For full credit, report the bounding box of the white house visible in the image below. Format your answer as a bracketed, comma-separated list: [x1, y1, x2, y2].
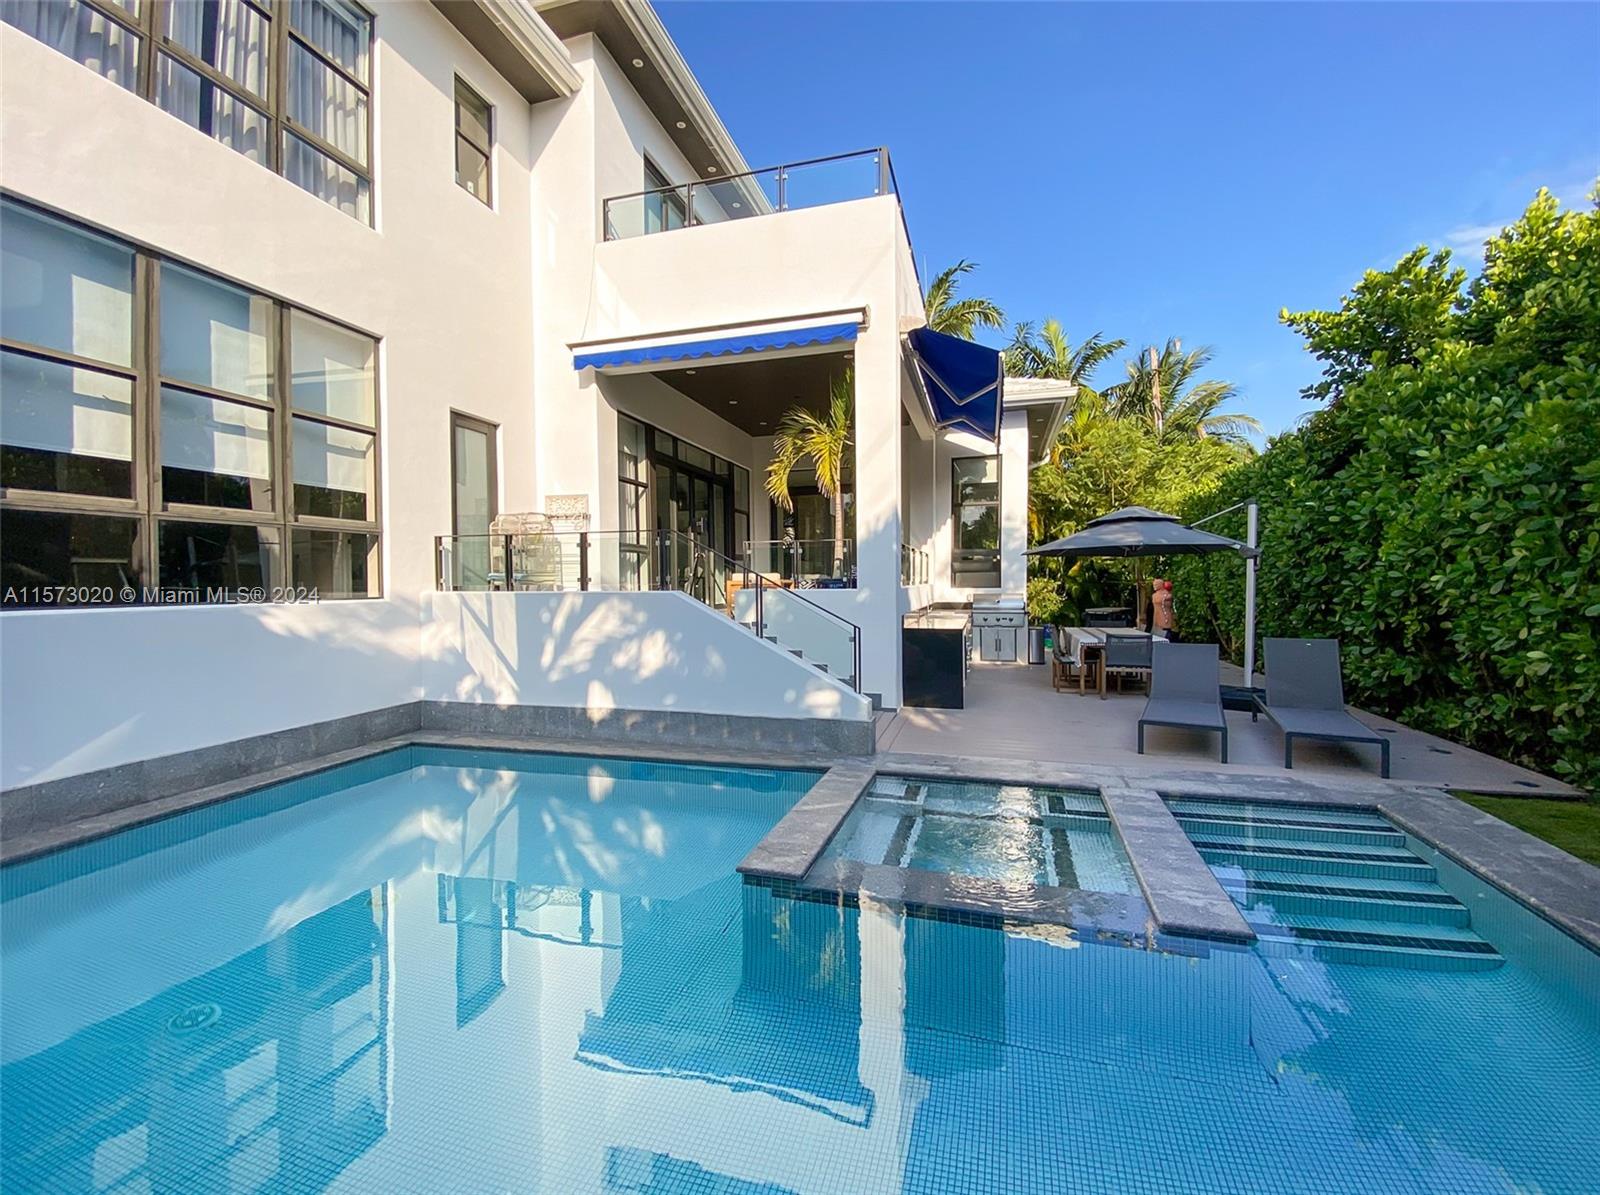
[0, 0, 1068, 791]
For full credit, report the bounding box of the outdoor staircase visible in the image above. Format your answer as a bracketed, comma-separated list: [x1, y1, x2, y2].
[731, 609, 877, 707]
[1168, 798, 1504, 972]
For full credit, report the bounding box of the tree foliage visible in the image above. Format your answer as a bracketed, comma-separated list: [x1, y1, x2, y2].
[1004, 321, 1125, 405]
[1173, 188, 1600, 789]
[923, 259, 1005, 338]
[766, 372, 853, 573]
[1105, 339, 1263, 445]
[1028, 415, 1249, 620]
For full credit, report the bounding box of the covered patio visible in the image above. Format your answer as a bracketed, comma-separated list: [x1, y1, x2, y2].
[875, 660, 1580, 796]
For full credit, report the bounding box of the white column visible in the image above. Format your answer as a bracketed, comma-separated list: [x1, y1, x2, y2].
[999, 408, 1029, 596]
[853, 322, 904, 706]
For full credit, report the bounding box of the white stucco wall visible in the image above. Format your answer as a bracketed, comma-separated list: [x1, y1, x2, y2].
[0, 8, 543, 596]
[0, 589, 866, 790]
[419, 590, 867, 721]
[925, 415, 1031, 607]
[0, 603, 423, 788]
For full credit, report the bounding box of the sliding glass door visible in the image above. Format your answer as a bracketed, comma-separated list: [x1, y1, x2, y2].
[618, 414, 748, 599]
[451, 414, 496, 588]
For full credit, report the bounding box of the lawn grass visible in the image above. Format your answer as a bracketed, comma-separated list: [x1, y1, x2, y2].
[1455, 792, 1600, 867]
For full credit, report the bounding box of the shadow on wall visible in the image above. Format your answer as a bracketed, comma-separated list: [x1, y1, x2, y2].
[0, 596, 425, 789]
[0, 589, 862, 790]
[418, 590, 861, 722]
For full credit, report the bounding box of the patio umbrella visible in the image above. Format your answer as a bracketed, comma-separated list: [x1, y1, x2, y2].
[1025, 506, 1255, 559]
[1026, 505, 1261, 681]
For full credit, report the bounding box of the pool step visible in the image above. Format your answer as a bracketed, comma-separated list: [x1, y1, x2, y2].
[1253, 931, 1504, 972]
[1221, 878, 1472, 928]
[1167, 798, 1505, 971]
[1175, 813, 1404, 850]
[1193, 839, 1436, 883]
[1167, 799, 1392, 832]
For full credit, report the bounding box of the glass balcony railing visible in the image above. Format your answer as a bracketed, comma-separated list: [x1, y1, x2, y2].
[900, 543, 929, 587]
[603, 148, 898, 241]
[744, 539, 855, 588]
[434, 528, 861, 691]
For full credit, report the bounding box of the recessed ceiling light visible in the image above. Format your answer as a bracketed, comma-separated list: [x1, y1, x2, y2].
[685, 369, 697, 375]
[759, 420, 768, 426]
[731, 202, 741, 209]
[631, 58, 644, 68]
[728, 399, 739, 405]
[675, 120, 687, 129]
[705, 166, 718, 174]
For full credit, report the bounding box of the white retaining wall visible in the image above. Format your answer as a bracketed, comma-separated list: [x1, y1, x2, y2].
[0, 592, 867, 790]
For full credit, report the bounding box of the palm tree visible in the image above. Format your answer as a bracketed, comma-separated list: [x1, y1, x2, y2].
[1104, 339, 1261, 445]
[766, 371, 852, 577]
[923, 260, 1004, 338]
[1004, 321, 1126, 404]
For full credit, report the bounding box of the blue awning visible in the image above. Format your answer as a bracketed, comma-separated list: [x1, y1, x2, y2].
[908, 327, 1004, 440]
[574, 321, 859, 372]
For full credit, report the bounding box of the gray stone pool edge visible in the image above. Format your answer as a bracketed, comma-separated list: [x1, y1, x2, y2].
[2, 723, 1594, 957]
[0, 728, 840, 867]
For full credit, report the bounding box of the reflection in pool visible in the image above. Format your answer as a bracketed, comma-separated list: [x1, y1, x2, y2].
[2, 747, 1596, 1194]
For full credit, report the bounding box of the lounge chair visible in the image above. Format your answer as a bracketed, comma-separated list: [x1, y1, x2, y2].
[1137, 642, 1228, 762]
[1259, 638, 1391, 778]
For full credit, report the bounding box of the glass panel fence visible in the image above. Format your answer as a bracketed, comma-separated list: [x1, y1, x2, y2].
[743, 539, 856, 587]
[603, 148, 894, 240]
[432, 530, 860, 692]
[781, 152, 887, 211]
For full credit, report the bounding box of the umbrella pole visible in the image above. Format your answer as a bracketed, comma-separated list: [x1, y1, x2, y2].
[1243, 501, 1258, 684]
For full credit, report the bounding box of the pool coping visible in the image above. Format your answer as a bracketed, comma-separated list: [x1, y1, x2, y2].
[3, 731, 1595, 957]
[0, 732, 840, 868]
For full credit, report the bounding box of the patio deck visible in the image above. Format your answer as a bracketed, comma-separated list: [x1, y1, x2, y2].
[876, 660, 1581, 797]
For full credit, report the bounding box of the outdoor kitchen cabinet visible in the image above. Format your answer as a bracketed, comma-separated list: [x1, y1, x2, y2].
[902, 610, 970, 708]
[973, 602, 1027, 663]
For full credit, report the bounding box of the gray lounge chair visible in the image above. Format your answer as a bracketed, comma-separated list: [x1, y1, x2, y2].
[1137, 643, 1228, 762]
[1260, 638, 1391, 778]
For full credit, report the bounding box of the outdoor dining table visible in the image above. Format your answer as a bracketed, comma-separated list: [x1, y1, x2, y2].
[1057, 626, 1154, 696]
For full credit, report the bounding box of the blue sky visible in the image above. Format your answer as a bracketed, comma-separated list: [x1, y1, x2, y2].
[656, 1, 1600, 438]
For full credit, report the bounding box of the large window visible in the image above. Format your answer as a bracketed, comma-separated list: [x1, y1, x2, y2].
[2, 0, 374, 223]
[642, 157, 686, 235]
[454, 77, 492, 205]
[0, 197, 380, 606]
[952, 455, 1000, 589]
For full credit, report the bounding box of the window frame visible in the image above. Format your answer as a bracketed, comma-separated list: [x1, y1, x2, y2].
[453, 75, 493, 205]
[0, 194, 383, 604]
[2, 0, 375, 222]
[950, 453, 1001, 589]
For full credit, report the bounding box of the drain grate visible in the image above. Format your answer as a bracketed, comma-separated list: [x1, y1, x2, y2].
[166, 1002, 221, 1036]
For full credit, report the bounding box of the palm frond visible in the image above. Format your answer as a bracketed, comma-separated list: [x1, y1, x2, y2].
[924, 259, 1004, 337]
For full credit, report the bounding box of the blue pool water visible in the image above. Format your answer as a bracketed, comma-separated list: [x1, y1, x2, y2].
[3, 750, 1597, 1194]
[817, 777, 1137, 893]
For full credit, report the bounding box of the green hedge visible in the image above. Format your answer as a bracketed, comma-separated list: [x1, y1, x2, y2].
[1172, 190, 1600, 791]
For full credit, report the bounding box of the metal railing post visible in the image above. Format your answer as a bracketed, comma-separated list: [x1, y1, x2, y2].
[777, 167, 787, 211]
[755, 574, 765, 643]
[435, 536, 445, 591]
[685, 182, 695, 226]
[578, 531, 590, 592]
[877, 148, 890, 196]
[502, 534, 514, 591]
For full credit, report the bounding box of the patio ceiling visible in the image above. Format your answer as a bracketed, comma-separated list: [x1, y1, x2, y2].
[651, 347, 853, 436]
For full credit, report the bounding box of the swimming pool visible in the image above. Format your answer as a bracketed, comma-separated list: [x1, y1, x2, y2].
[3, 750, 1597, 1193]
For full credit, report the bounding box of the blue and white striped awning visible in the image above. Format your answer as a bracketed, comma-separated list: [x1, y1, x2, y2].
[574, 320, 859, 372]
